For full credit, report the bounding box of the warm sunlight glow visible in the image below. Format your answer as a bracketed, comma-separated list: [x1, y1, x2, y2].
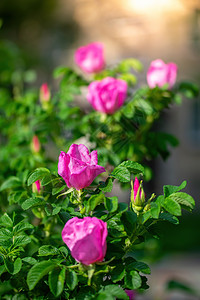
[126, 0, 184, 14]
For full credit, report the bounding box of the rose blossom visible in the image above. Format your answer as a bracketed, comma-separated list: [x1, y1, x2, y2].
[74, 42, 105, 73]
[125, 290, 136, 300]
[58, 144, 106, 190]
[62, 217, 107, 265]
[147, 59, 178, 89]
[87, 77, 128, 114]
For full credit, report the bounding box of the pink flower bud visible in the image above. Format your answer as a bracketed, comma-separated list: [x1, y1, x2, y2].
[40, 83, 50, 102]
[62, 217, 107, 265]
[131, 177, 145, 211]
[87, 77, 128, 114]
[32, 135, 40, 153]
[125, 290, 136, 300]
[147, 59, 178, 89]
[58, 144, 106, 190]
[74, 42, 105, 73]
[32, 180, 41, 193]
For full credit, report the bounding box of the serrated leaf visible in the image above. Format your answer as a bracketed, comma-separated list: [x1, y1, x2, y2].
[27, 261, 56, 290]
[163, 181, 187, 198]
[86, 193, 105, 214]
[150, 202, 160, 219]
[49, 267, 65, 297]
[102, 285, 129, 299]
[0, 176, 21, 191]
[159, 212, 179, 224]
[21, 197, 46, 210]
[38, 245, 59, 256]
[119, 161, 144, 174]
[121, 211, 137, 236]
[4, 257, 22, 275]
[99, 178, 113, 192]
[41, 173, 52, 186]
[169, 192, 195, 211]
[111, 166, 130, 183]
[66, 270, 78, 290]
[27, 168, 50, 186]
[52, 185, 66, 195]
[127, 261, 151, 275]
[125, 270, 142, 289]
[13, 221, 33, 235]
[163, 197, 182, 216]
[13, 235, 31, 247]
[111, 264, 126, 283]
[22, 257, 37, 265]
[0, 213, 13, 227]
[104, 197, 118, 213]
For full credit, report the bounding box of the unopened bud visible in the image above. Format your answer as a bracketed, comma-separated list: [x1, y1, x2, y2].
[32, 180, 41, 193]
[31, 135, 40, 153]
[131, 177, 145, 213]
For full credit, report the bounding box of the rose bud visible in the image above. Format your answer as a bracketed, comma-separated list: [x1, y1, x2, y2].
[131, 177, 145, 213]
[74, 42, 105, 73]
[58, 144, 106, 190]
[32, 180, 41, 193]
[31, 135, 41, 153]
[147, 59, 178, 89]
[62, 217, 107, 265]
[87, 77, 128, 114]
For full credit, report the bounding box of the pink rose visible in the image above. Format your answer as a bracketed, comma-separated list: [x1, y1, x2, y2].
[62, 217, 107, 265]
[125, 290, 136, 300]
[87, 77, 128, 114]
[147, 59, 178, 89]
[74, 42, 105, 73]
[32, 135, 41, 153]
[58, 144, 106, 190]
[40, 83, 50, 102]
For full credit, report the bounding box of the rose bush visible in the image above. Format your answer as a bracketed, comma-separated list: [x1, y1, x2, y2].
[87, 76, 128, 114]
[147, 59, 178, 89]
[62, 217, 107, 265]
[58, 144, 106, 190]
[74, 42, 105, 73]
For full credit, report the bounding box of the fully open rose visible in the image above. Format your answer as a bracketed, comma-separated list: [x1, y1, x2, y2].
[87, 77, 128, 114]
[58, 144, 106, 190]
[74, 42, 105, 73]
[147, 59, 177, 89]
[62, 217, 107, 265]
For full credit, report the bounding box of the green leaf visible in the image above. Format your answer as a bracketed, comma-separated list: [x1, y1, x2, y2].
[159, 212, 179, 224]
[119, 74, 137, 86]
[121, 211, 137, 236]
[86, 193, 106, 214]
[100, 285, 129, 300]
[104, 197, 118, 213]
[13, 221, 34, 235]
[65, 270, 78, 290]
[119, 161, 144, 174]
[99, 178, 113, 192]
[0, 176, 21, 191]
[127, 261, 151, 275]
[135, 99, 153, 115]
[49, 267, 65, 297]
[111, 166, 130, 183]
[166, 279, 197, 295]
[22, 257, 37, 265]
[178, 81, 199, 98]
[125, 270, 142, 289]
[38, 245, 59, 256]
[13, 235, 31, 247]
[163, 181, 187, 198]
[111, 264, 126, 283]
[150, 202, 160, 219]
[41, 173, 52, 186]
[52, 185, 66, 195]
[163, 197, 182, 216]
[4, 257, 22, 275]
[169, 192, 195, 211]
[118, 58, 143, 72]
[27, 168, 50, 186]
[27, 260, 56, 290]
[21, 197, 46, 210]
[0, 213, 13, 227]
